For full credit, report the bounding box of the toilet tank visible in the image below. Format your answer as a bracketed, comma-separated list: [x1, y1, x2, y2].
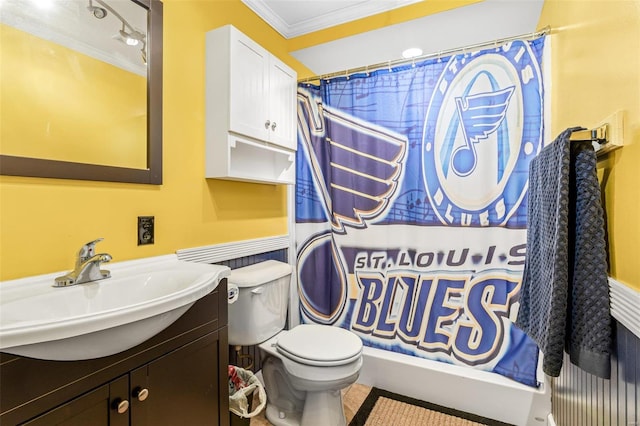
[228, 260, 292, 346]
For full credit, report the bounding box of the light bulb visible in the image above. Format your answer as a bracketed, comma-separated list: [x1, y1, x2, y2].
[120, 29, 139, 46]
[33, 0, 54, 9]
[402, 47, 423, 59]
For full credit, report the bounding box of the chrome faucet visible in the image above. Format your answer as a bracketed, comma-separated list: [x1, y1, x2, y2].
[54, 238, 112, 287]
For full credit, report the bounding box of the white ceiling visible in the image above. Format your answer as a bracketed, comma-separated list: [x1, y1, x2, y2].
[0, 0, 147, 75]
[242, 0, 545, 77]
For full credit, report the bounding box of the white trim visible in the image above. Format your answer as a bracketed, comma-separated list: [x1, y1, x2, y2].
[548, 413, 557, 426]
[287, 185, 301, 328]
[609, 277, 640, 339]
[543, 33, 552, 147]
[241, 0, 421, 39]
[176, 235, 289, 264]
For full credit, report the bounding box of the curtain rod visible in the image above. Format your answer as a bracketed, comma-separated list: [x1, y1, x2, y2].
[298, 26, 551, 84]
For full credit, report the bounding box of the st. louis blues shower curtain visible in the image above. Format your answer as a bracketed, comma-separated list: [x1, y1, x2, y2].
[295, 37, 546, 387]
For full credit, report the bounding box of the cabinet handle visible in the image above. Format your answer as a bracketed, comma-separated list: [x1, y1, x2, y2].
[112, 398, 129, 414]
[133, 387, 150, 402]
[271, 122, 277, 131]
[264, 120, 271, 129]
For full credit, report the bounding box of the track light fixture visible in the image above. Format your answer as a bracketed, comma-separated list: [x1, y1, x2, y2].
[88, 0, 146, 64]
[119, 22, 144, 46]
[88, 3, 107, 19]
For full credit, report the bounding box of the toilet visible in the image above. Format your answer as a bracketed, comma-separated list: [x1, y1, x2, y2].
[227, 260, 363, 426]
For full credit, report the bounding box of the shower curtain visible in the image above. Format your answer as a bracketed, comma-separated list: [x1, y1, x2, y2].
[295, 37, 546, 387]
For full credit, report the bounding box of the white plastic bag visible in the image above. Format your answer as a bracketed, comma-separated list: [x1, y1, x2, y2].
[228, 365, 267, 418]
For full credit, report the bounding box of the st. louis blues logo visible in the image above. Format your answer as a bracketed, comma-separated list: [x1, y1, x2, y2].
[452, 86, 514, 177]
[422, 41, 543, 227]
[297, 89, 408, 233]
[296, 88, 408, 323]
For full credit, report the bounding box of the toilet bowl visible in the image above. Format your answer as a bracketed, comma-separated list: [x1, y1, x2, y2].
[227, 261, 363, 426]
[259, 324, 363, 426]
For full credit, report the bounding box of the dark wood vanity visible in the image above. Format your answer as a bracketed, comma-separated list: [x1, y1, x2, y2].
[0, 281, 229, 426]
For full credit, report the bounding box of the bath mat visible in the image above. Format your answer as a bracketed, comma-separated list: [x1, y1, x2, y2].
[348, 387, 513, 426]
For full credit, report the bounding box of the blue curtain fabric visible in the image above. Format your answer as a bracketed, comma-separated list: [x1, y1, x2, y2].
[295, 37, 546, 387]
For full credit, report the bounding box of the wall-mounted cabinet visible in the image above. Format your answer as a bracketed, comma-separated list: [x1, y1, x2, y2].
[206, 25, 297, 185]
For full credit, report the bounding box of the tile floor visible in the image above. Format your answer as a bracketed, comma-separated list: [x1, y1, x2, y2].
[249, 383, 372, 425]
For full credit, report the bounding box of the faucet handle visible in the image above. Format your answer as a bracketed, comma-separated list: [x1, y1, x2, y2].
[77, 238, 104, 263]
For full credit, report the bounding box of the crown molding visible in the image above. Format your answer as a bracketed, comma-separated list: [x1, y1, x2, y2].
[241, 0, 421, 39]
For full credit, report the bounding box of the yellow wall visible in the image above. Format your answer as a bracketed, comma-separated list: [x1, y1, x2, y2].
[0, 0, 471, 281]
[1, 24, 146, 168]
[538, 0, 640, 290]
[4, 0, 635, 290]
[0, 0, 294, 280]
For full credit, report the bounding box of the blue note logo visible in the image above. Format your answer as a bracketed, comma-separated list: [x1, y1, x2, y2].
[452, 87, 514, 177]
[422, 41, 543, 227]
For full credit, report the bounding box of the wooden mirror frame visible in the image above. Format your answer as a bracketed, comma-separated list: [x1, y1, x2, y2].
[0, 0, 163, 185]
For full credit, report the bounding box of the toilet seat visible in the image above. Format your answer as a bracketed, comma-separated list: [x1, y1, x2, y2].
[276, 324, 362, 367]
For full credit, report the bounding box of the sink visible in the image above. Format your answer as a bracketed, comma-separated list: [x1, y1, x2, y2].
[0, 255, 230, 361]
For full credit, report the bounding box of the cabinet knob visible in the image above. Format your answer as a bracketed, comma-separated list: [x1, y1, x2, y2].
[264, 120, 271, 129]
[271, 122, 277, 131]
[133, 387, 150, 402]
[112, 398, 129, 414]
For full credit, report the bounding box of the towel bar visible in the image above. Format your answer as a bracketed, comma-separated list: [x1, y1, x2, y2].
[569, 125, 608, 144]
[569, 111, 624, 157]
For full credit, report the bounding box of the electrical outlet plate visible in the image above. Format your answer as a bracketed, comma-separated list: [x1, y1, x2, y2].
[593, 110, 624, 156]
[138, 216, 154, 245]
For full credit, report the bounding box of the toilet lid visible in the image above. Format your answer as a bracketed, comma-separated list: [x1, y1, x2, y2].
[276, 324, 362, 367]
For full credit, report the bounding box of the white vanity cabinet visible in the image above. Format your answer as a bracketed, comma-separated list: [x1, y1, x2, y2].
[206, 25, 297, 184]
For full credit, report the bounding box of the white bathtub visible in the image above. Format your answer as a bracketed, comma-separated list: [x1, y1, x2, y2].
[356, 346, 551, 426]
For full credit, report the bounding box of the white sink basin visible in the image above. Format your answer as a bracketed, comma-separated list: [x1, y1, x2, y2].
[0, 255, 230, 361]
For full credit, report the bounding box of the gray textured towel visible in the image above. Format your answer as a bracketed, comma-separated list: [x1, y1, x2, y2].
[516, 128, 611, 378]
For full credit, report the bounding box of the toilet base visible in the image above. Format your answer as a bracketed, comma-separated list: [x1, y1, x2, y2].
[265, 390, 346, 426]
[265, 404, 302, 426]
[301, 389, 347, 426]
[261, 356, 349, 426]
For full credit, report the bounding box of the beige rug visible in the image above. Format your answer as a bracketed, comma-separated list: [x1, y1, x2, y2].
[349, 388, 513, 426]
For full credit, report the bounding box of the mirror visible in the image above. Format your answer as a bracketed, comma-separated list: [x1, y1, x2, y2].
[0, 0, 163, 184]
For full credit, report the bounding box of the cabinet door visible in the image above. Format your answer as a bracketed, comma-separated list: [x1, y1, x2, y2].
[22, 375, 129, 426]
[129, 331, 223, 426]
[268, 57, 297, 150]
[229, 33, 270, 142]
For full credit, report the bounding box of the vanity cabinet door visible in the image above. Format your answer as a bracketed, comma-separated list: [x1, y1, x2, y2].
[21, 375, 129, 426]
[129, 330, 224, 425]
